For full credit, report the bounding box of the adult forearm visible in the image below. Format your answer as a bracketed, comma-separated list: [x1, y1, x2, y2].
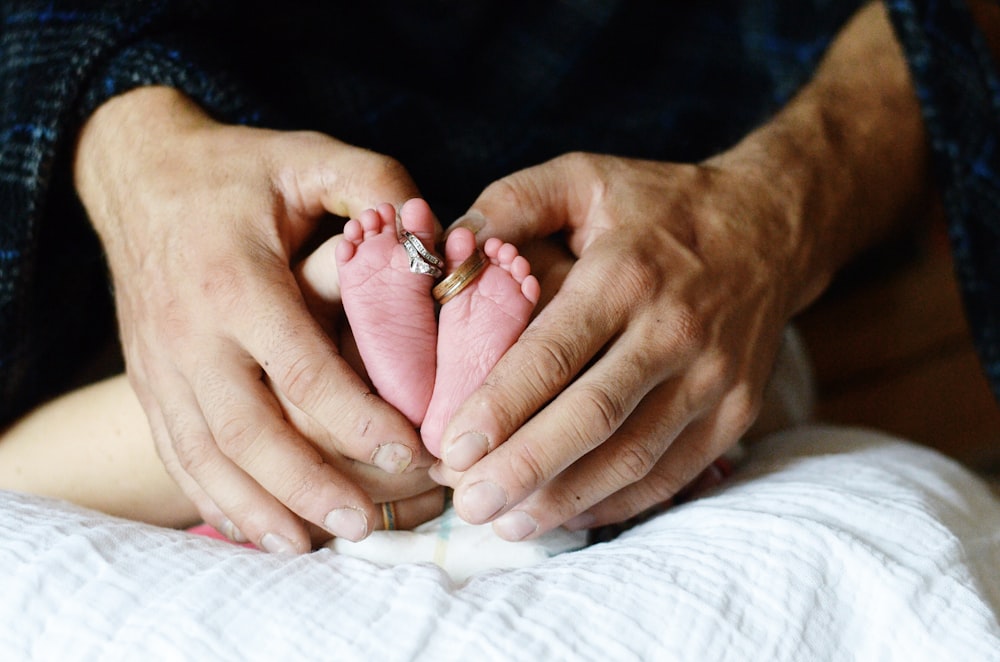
[712, 1, 930, 316]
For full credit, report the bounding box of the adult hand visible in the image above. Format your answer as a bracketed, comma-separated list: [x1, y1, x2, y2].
[74, 86, 435, 553]
[434, 2, 928, 541]
[436, 152, 800, 539]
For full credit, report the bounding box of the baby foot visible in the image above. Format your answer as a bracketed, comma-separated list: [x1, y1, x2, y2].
[421, 228, 540, 456]
[337, 200, 440, 426]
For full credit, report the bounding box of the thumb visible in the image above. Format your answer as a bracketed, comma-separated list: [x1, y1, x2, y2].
[281, 134, 423, 220]
[452, 153, 588, 245]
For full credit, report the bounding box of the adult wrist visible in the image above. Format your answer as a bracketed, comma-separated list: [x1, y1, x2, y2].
[708, 2, 929, 317]
[73, 86, 214, 241]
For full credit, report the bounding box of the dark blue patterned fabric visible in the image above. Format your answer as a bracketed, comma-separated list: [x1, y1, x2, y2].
[886, 0, 1000, 404]
[1, 0, 996, 425]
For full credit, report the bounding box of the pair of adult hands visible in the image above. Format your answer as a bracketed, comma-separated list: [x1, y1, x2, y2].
[74, 86, 794, 553]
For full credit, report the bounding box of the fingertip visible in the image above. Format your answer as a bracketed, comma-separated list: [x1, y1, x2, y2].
[455, 479, 508, 524]
[428, 462, 457, 487]
[323, 506, 371, 543]
[449, 209, 487, 237]
[492, 510, 539, 542]
[370, 441, 414, 475]
[259, 531, 305, 554]
[441, 430, 489, 471]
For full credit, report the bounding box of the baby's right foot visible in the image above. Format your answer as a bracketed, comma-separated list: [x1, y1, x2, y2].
[336, 200, 440, 426]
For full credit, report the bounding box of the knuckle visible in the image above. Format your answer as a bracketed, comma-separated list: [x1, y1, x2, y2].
[685, 355, 732, 410]
[275, 458, 326, 511]
[559, 151, 598, 176]
[272, 346, 328, 410]
[615, 256, 660, 298]
[481, 174, 530, 212]
[672, 306, 707, 355]
[462, 387, 521, 438]
[530, 337, 578, 385]
[593, 260, 663, 325]
[561, 151, 608, 199]
[199, 260, 249, 313]
[213, 412, 267, 463]
[505, 443, 550, 493]
[171, 426, 217, 477]
[575, 384, 630, 439]
[610, 442, 658, 485]
[724, 383, 762, 435]
[480, 334, 579, 418]
[643, 464, 687, 503]
[367, 154, 412, 191]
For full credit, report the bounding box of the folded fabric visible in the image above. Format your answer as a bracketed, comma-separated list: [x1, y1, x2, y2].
[331, 506, 587, 582]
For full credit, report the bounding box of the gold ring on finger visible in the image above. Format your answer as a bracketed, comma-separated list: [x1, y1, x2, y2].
[380, 501, 398, 531]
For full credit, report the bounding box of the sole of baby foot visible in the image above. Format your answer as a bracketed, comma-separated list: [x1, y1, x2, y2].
[336, 200, 440, 426]
[420, 228, 540, 457]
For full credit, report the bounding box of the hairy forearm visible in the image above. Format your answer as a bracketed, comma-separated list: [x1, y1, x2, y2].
[711, 2, 929, 316]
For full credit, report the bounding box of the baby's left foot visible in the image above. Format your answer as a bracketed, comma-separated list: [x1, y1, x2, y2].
[421, 228, 540, 456]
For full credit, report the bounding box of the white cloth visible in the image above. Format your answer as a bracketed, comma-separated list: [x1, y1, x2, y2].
[331, 505, 587, 582]
[2, 425, 999, 661]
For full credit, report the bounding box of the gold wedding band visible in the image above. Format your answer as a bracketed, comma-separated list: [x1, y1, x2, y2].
[380, 501, 398, 531]
[433, 249, 488, 305]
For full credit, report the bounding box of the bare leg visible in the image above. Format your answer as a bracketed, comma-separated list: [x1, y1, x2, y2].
[421, 228, 540, 456]
[0, 375, 200, 528]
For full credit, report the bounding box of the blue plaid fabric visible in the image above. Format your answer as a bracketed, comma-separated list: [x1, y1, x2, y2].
[886, 0, 1000, 404]
[1, 0, 996, 424]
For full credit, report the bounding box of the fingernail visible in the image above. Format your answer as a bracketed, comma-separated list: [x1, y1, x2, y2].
[444, 432, 489, 470]
[494, 511, 538, 541]
[564, 512, 596, 531]
[451, 209, 486, 234]
[460, 481, 507, 523]
[324, 507, 369, 542]
[371, 442, 413, 474]
[260, 532, 296, 554]
[220, 518, 248, 543]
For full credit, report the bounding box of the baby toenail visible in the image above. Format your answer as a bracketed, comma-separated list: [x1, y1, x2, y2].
[371, 442, 413, 474]
[444, 432, 489, 470]
[494, 511, 539, 541]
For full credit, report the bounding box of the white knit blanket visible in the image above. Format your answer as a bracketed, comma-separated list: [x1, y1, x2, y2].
[3, 425, 999, 661]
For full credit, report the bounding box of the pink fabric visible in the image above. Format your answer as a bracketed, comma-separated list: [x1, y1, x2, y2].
[187, 523, 257, 549]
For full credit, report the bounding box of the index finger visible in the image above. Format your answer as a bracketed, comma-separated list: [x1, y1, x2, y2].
[437, 244, 629, 471]
[224, 261, 430, 473]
